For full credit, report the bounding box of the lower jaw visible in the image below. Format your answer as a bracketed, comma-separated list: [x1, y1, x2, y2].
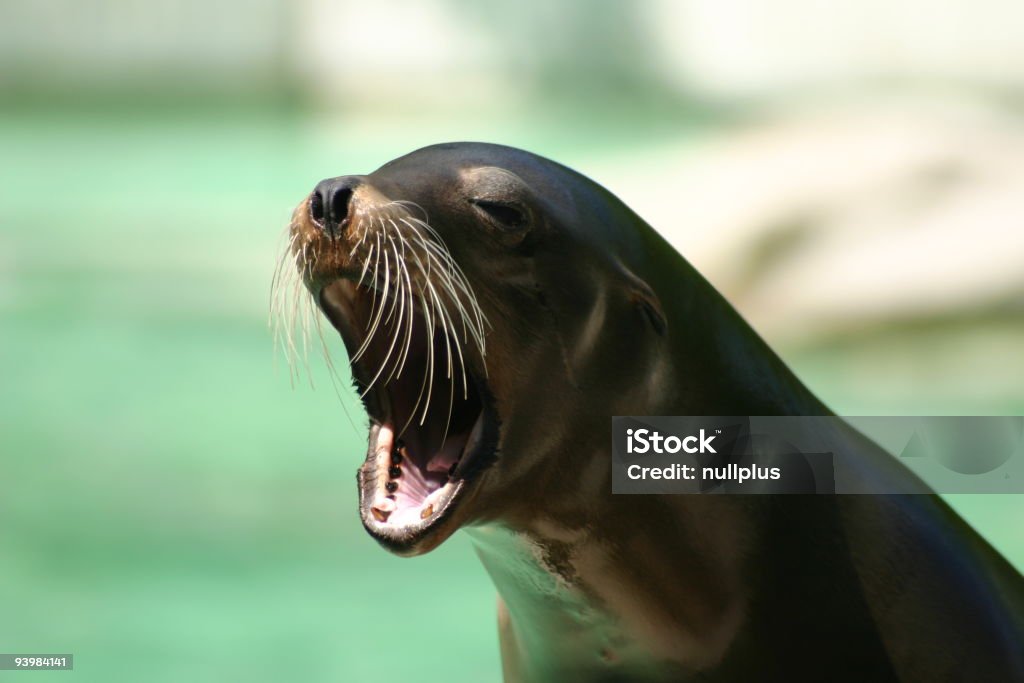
[356, 422, 477, 555]
[357, 481, 466, 556]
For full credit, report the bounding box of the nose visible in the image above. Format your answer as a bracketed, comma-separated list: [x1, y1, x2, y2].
[309, 176, 362, 237]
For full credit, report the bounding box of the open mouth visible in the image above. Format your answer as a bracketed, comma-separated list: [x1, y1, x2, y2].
[317, 277, 498, 554]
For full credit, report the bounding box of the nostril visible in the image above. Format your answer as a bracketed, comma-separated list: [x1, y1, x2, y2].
[329, 187, 353, 227]
[309, 190, 326, 225]
[310, 177, 361, 236]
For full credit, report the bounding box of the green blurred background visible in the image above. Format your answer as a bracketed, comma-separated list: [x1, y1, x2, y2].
[1, 1, 1022, 681]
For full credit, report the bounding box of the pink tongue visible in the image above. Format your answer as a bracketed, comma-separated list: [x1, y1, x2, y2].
[426, 438, 464, 474]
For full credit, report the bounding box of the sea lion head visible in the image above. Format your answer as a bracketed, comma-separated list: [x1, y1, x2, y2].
[279, 143, 671, 555]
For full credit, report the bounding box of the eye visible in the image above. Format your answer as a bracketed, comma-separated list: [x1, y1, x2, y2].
[470, 198, 528, 231]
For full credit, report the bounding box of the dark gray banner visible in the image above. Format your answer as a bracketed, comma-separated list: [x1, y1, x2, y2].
[611, 416, 1024, 494]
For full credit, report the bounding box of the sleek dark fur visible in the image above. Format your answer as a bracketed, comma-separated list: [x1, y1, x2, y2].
[288, 143, 1024, 682]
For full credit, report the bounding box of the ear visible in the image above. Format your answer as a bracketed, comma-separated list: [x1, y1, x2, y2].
[616, 262, 667, 336]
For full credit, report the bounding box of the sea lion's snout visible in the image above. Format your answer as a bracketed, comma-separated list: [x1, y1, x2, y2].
[279, 158, 502, 556]
[309, 175, 362, 238]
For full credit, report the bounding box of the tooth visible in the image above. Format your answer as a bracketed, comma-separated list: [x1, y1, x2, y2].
[375, 498, 396, 512]
[385, 481, 398, 493]
[372, 507, 392, 522]
[420, 504, 434, 519]
[392, 440, 407, 465]
[388, 466, 402, 478]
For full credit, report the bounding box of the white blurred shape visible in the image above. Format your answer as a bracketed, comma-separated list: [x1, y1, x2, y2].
[652, 0, 1024, 96]
[294, 0, 496, 107]
[586, 95, 1024, 340]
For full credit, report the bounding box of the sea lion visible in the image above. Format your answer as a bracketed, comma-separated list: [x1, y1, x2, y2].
[277, 143, 1024, 682]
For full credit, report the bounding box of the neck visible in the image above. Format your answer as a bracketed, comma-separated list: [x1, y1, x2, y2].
[664, 269, 827, 417]
[466, 491, 900, 681]
[627, 219, 826, 416]
[466, 493, 772, 680]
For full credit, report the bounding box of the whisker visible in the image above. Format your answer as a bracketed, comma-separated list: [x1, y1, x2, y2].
[351, 233, 385, 363]
[360, 227, 405, 398]
[387, 221, 416, 381]
[276, 200, 489, 441]
[399, 217, 487, 356]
